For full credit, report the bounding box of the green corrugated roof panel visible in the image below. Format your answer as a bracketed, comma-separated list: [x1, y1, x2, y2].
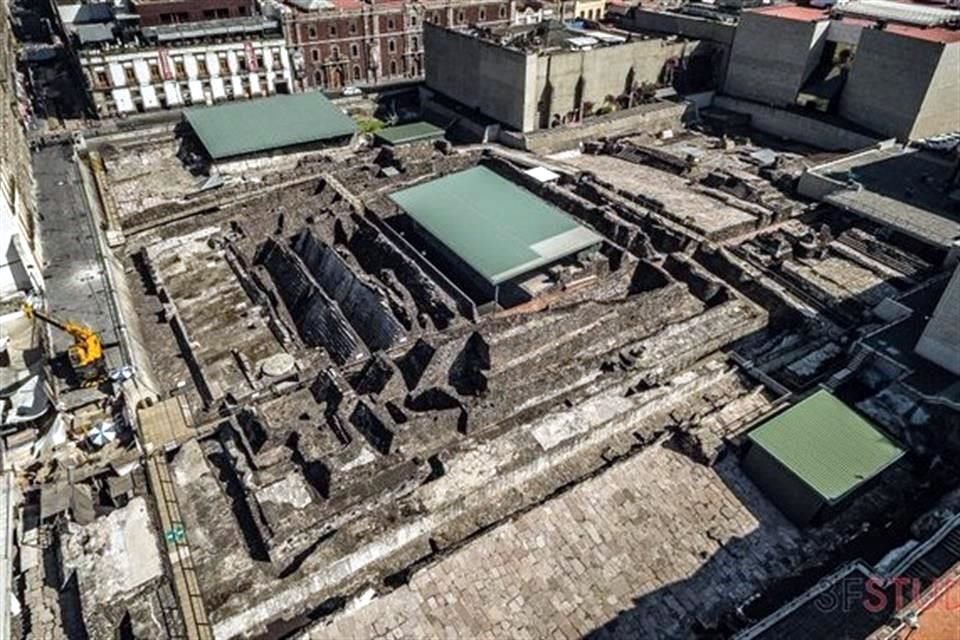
[389, 166, 602, 285]
[748, 390, 905, 504]
[375, 121, 445, 145]
[184, 93, 357, 160]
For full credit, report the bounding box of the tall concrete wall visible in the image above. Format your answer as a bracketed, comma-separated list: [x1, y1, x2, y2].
[530, 38, 695, 130]
[723, 12, 827, 106]
[912, 41, 960, 140]
[712, 96, 881, 151]
[839, 30, 956, 140]
[915, 264, 960, 375]
[424, 24, 697, 133]
[517, 101, 687, 153]
[423, 24, 535, 131]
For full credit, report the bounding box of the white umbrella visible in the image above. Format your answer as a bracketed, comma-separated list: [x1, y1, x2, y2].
[87, 420, 117, 448]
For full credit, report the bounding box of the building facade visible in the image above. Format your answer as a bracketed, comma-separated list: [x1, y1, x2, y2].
[263, 0, 515, 91]
[572, 0, 604, 20]
[1, 0, 42, 298]
[77, 18, 295, 116]
[513, 0, 554, 25]
[424, 21, 703, 132]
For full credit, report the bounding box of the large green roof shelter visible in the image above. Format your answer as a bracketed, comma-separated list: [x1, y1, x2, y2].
[184, 92, 357, 160]
[388, 166, 602, 291]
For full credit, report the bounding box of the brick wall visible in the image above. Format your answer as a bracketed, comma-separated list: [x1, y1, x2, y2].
[289, 0, 513, 90]
[133, 0, 258, 26]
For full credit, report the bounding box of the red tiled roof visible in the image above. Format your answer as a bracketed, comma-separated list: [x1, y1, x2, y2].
[885, 23, 960, 43]
[747, 2, 960, 42]
[749, 4, 829, 22]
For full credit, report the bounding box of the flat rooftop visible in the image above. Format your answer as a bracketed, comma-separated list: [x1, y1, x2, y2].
[748, 390, 905, 504]
[748, 1, 960, 42]
[184, 92, 356, 160]
[452, 19, 629, 54]
[389, 166, 602, 285]
[806, 146, 960, 249]
[142, 16, 281, 42]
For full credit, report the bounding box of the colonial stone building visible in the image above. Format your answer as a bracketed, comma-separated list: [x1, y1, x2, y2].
[263, 0, 516, 91]
[76, 17, 295, 116]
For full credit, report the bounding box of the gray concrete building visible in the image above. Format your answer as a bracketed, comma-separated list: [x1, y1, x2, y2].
[723, 5, 830, 106]
[838, 26, 960, 140]
[423, 21, 707, 132]
[915, 263, 960, 375]
[722, 3, 960, 141]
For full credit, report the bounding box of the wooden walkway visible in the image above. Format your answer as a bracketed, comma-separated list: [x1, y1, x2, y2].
[138, 397, 212, 640]
[145, 454, 213, 640]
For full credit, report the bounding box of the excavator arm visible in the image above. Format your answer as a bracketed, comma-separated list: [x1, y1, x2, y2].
[22, 302, 105, 381]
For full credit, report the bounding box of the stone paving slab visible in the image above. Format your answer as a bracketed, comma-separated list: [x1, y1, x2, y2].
[310, 445, 802, 640]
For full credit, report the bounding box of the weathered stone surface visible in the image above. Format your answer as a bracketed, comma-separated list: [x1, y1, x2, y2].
[311, 446, 802, 639]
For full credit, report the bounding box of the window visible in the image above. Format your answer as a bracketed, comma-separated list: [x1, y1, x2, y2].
[197, 59, 208, 76]
[311, 48, 320, 63]
[457, 10, 465, 23]
[410, 14, 417, 26]
[331, 45, 340, 59]
[149, 63, 161, 82]
[329, 24, 337, 37]
[353, 65, 362, 81]
[387, 38, 396, 54]
[350, 43, 359, 57]
[350, 21, 357, 34]
[308, 25, 318, 39]
[160, 12, 187, 24]
[499, 5, 507, 18]
[389, 59, 398, 75]
[411, 36, 418, 50]
[238, 5, 247, 15]
[431, 12, 439, 23]
[479, 7, 486, 20]
[174, 60, 185, 78]
[95, 70, 109, 88]
[387, 17, 395, 30]
[314, 70, 323, 86]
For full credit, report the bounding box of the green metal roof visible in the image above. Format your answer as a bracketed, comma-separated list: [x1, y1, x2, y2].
[389, 166, 602, 285]
[375, 121, 445, 145]
[748, 390, 905, 504]
[184, 93, 356, 160]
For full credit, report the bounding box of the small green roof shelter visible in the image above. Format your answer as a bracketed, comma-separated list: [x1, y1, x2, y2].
[743, 390, 905, 525]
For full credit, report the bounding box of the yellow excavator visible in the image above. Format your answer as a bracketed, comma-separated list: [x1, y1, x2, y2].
[22, 302, 106, 385]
